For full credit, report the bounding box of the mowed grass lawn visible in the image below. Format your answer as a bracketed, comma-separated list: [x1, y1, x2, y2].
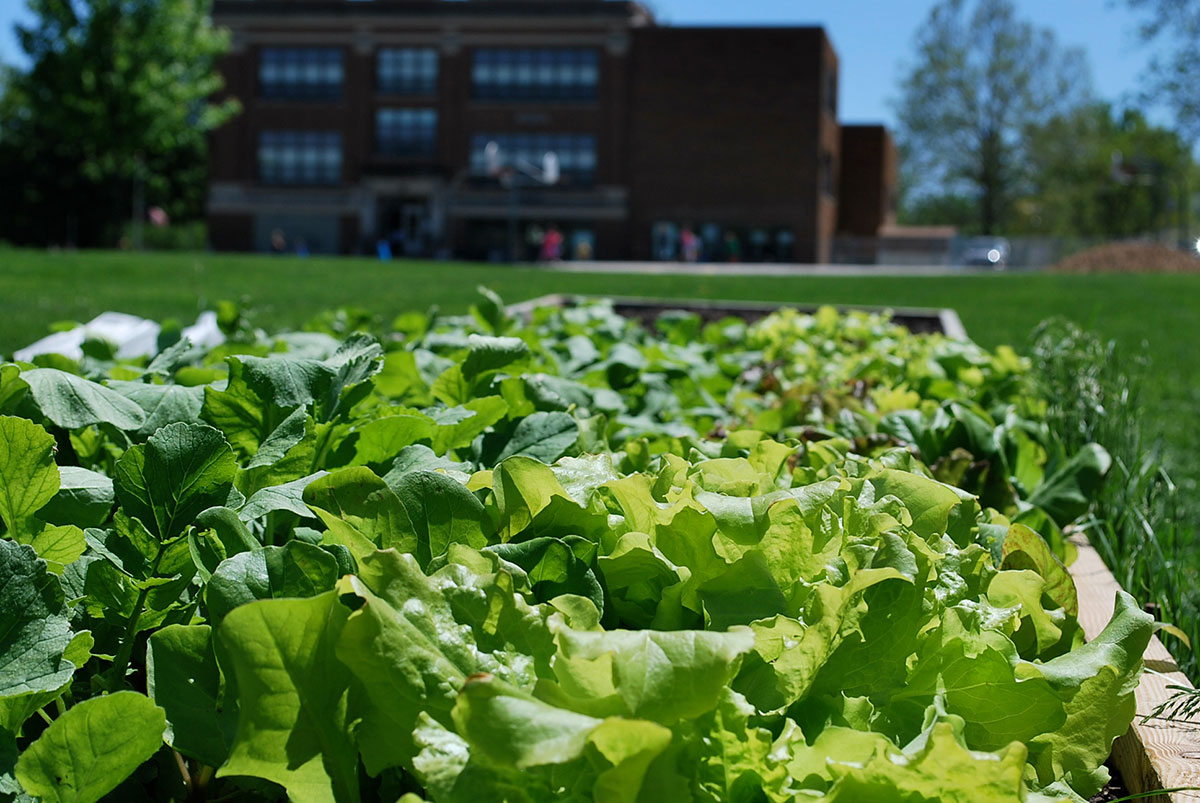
[2, 248, 1197, 498]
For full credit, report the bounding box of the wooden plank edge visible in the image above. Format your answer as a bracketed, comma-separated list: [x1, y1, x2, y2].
[1067, 533, 1200, 802]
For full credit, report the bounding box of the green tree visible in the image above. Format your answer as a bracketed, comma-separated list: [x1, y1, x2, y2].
[1126, 0, 1200, 143]
[1016, 103, 1195, 237]
[895, 0, 1092, 234]
[0, 0, 238, 247]
[897, 192, 979, 232]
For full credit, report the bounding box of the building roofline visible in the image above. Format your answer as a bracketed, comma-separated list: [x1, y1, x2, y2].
[212, 0, 655, 24]
[636, 24, 826, 31]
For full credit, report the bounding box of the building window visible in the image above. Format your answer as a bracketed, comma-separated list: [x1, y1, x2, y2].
[376, 109, 438, 158]
[378, 48, 438, 95]
[258, 131, 342, 185]
[471, 48, 599, 102]
[824, 69, 837, 116]
[821, 151, 836, 197]
[259, 47, 343, 101]
[469, 132, 597, 182]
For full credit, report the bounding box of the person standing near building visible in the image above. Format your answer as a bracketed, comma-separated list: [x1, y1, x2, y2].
[723, 230, 741, 263]
[680, 225, 700, 263]
[541, 224, 564, 262]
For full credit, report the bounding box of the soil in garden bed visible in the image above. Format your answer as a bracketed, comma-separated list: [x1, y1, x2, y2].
[1089, 762, 1130, 802]
[607, 299, 951, 334]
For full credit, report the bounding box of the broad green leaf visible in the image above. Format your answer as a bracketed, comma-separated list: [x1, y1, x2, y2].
[599, 531, 691, 629]
[303, 467, 408, 560]
[189, 506, 261, 580]
[889, 608, 1066, 751]
[470, 286, 511, 334]
[429, 396, 509, 453]
[240, 471, 328, 521]
[868, 469, 965, 541]
[0, 727, 16, 796]
[0, 540, 75, 698]
[201, 358, 282, 457]
[21, 369, 146, 431]
[217, 593, 358, 803]
[539, 626, 756, 724]
[986, 570, 1065, 656]
[0, 363, 29, 414]
[375, 350, 430, 403]
[1027, 443, 1112, 526]
[238, 354, 337, 409]
[692, 689, 789, 801]
[822, 723, 1027, 802]
[83, 511, 157, 579]
[494, 456, 606, 542]
[334, 570, 473, 775]
[334, 550, 557, 775]
[113, 422, 237, 540]
[453, 676, 602, 769]
[147, 624, 234, 768]
[245, 405, 310, 470]
[15, 691, 165, 803]
[431, 365, 470, 407]
[432, 336, 528, 406]
[39, 466, 113, 529]
[450, 680, 674, 803]
[1025, 591, 1153, 798]
[488, 536, 603, 614]
[352, 410, 436, 466]
[104, 380, 204, 437]
[323, 333, 385, 415]
[206, 542, 340, 625]
[1001, 520, 1078, 616]
[410, 714, 565, 803]
[382, 445, 470, 485]
[492, 411, 579, 464]
[461, 335, 529, 380]
[390, 470, 491, 568]
[733, 582, 873, 712]
[0, 416, 59, 541]
[29, 524, 87, 568]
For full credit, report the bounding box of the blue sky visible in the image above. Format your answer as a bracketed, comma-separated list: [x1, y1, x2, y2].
[0, 0, 1158, 127]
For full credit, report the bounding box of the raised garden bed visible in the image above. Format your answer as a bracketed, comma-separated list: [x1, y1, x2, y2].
[509, 293, 968, 337]
[0, 293, 1188, 802]
[1070, 535, 1200, 802]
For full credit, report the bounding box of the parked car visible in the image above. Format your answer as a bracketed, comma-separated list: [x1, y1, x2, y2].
[961, 236, 1011, 269]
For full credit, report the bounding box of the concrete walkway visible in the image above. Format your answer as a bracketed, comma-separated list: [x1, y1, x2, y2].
[536, 261, 1000, 277]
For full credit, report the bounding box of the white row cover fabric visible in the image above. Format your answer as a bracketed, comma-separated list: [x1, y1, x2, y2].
[12, 311, 224, 363]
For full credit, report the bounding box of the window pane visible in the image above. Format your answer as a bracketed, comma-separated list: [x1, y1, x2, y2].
[377, 47, 439, 95]
[375, 108, 439, 158]
[258, 131, 342, 185]
[469, 131, 597, 182]
[259, 47, 343, 101]
[470, 48, 599, 102]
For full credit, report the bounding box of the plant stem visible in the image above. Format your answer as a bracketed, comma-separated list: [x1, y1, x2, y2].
[110, 542, 167, 682]
[174, 750, 192, 795]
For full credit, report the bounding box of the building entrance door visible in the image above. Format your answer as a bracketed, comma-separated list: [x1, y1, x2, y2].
[379, 198, 430, 257]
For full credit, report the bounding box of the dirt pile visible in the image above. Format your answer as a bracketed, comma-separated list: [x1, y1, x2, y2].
[1051, 241, 1200, 274]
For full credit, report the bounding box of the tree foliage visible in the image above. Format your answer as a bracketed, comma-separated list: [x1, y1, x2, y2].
[895, 0, 1092, 234]
[0, 0, 237, 247]
[1016, 103, 1196, 237]
[1126, 0, 1200, 143]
